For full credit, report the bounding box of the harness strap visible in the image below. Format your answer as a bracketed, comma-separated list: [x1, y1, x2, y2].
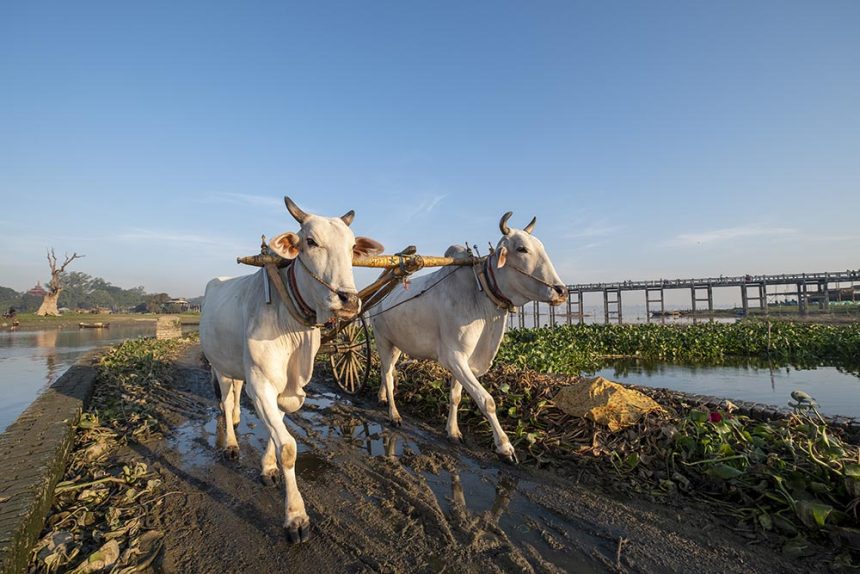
[474, 255, 517, 313]
[265, 263, 319, 328]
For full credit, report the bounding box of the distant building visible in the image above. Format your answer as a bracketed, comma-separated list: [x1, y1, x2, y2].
[27, 282, 48, 298]
[164, 299, 191, 313]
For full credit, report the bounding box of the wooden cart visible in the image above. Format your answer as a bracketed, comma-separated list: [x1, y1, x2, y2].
[238, 240, 474, 394]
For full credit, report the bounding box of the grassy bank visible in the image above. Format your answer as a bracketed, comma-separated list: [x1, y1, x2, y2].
[497, 321, 860, 374]
[4, 311, 200, 329]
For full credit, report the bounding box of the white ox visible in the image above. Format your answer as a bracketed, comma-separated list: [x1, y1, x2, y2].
[370, 213, 565, 462]
[200, 197, 382, 543]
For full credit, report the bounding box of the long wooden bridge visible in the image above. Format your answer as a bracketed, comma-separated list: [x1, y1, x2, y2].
[511, 269, 860, 327]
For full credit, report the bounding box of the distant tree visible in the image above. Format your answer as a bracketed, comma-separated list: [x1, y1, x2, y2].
[88, 289, 116, 310]
[145, 293, 170, 313]
[0, 286, 21, 315]
[57, 271, 93, 309]
[36, 249, 85, 316]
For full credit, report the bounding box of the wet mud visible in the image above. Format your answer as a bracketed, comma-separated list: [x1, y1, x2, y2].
[139, 345, 804, 573]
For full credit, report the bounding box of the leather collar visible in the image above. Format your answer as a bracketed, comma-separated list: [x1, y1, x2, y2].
[265, 263, 319, 327]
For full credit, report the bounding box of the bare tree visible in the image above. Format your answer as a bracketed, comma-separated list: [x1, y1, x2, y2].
[36, 249, 85, 316]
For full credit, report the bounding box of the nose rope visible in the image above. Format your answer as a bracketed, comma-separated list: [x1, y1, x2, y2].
[296, 255, 358, 296]
[504, 259, 563, 291]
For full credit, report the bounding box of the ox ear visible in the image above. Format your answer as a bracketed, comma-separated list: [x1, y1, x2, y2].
[270, 232, 301, 260]
[354, 237, 384, 257]
[496, 245, 507, 269]
[341, 210, 355, 227]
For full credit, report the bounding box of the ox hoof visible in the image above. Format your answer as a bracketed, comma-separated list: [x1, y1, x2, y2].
[389, 417, 402, 428]
[285, 518, 311, 544]
[496, 445, 518, 465]
[260, 469, 280, 487]
[497, 451, 519, 465]
[223, 445, 240, 460]
[447, 433, 464, 444]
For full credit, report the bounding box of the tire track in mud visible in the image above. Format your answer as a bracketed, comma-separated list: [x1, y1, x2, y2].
[143, 346, 804, 573]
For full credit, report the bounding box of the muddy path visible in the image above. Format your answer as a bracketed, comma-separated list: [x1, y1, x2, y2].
[137, 344, 804, 573]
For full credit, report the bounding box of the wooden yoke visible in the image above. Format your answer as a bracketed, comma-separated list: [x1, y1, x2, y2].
[237, 239, 475, 271]
[237, 238, 478, 345]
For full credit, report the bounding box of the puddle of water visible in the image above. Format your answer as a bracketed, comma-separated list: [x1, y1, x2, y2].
[168, 384, 602, 571]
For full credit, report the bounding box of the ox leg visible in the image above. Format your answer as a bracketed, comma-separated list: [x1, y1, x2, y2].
[231, 379, 244, 427]
[446, 378, 464, 442]
[443, 353, 516, 463]
[249, 382, 310, 543]
[376, 337, 403, 425]
[260, 438, 279, 487]
[216, 373, 240, 460]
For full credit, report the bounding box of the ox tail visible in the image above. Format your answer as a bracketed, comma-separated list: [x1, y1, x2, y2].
[210, 368, 222, 401]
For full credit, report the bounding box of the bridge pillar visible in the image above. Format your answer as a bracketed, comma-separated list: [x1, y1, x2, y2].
[691, 286, 697, 316]
[603, 290, 609, 324]
[798, 282, 808, 314]
[707, 285, 714, 315]
[603, 288, 622, 324]
[577, 291, 584, 324]
[566, 291, 572, 325]
[645, 287, 664, 323]
[741, 285, 749, 316]
[821, 279, 830, 311]
[760, 283, 767, 313]
[533, 301, 540, 327]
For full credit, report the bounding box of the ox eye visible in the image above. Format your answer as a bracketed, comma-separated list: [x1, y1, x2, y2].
[306, 237, 318, 247]
[517, 246, 528, 253]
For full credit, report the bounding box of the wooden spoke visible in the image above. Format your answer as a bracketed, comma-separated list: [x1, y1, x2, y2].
[329, 315, 373, 394]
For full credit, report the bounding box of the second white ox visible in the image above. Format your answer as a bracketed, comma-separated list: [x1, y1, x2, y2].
[200, 197, 382, 543]
[370, 212, 565, 462]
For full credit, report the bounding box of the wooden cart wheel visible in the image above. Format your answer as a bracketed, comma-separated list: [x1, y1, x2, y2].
[329, 315, 372, 394]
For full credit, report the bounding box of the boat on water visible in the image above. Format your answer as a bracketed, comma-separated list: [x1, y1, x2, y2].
[79, 322, 110, 329]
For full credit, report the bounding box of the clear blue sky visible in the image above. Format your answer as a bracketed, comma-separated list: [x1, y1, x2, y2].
[2, 1, 858, 298]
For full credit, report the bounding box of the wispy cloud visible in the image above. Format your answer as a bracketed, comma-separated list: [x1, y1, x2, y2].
[408, 194, 447, 219]
[206, 193, 285, 210]
[118, 228, 226, 246]
[562, 221, 625, 240]
[665, 224, 797, 247]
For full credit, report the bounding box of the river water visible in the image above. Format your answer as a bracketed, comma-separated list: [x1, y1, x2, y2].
[594, 361, 860, 419]
[0, 323, 185, 432]
[2, 324, 859, 432]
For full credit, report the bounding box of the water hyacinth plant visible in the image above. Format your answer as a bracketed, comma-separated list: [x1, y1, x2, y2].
[498, 321, 860, 375]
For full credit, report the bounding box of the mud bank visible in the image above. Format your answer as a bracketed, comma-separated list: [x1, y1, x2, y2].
[101, 344, 809, 574]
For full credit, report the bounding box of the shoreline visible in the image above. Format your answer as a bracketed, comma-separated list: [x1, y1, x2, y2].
[1, 313, 200, 332]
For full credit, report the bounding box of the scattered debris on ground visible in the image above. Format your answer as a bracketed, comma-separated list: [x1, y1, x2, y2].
[29, 336, 197, 573]
[391, 360, 860, 566]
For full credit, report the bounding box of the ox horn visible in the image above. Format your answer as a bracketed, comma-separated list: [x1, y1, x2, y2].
[524, 216, 537, 234]
[499, 211, 513, 236]
[341, 210, 355, 226]
[284, 197, 308, 224]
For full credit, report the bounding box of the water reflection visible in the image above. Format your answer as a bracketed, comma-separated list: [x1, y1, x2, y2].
[595, 358, 860, 418]
[0, 323, 170, 432]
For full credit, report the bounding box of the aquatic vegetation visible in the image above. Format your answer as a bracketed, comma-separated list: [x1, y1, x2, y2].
[392, 359, 860, 558]
[497, 321, 860, 374]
